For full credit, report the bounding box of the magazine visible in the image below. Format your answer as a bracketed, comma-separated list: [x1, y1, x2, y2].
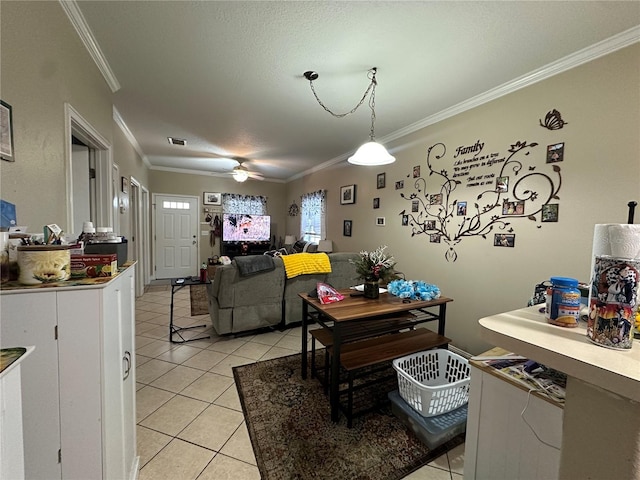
[473, 354, 566, 404]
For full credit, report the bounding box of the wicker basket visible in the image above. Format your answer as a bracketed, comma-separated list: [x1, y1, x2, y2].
[392, 349, 470, 417]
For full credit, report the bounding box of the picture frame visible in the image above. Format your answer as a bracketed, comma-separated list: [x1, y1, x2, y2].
[546, 142, 565, 163]
[203, 192, 222, 206]
[343, 220, 352, 237]
[121, 176, 129, 194]
[541, 203, 559, 222]
[376, 217, 385, 226]
[0, 100, 14, 162]
[377, 173, 386, 189]
[340, 185, 356, 205]
[373, 197, 380, 209]
[494, 233, 516, 247]
[395, 180, 404, 190]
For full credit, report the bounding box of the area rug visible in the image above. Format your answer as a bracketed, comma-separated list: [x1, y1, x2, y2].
[189, 284, 209, 316]
[233, 352, 465, 480]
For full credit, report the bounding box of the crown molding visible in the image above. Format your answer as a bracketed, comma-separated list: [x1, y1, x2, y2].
[59, 0, 120, 93]
[383, 25, 640, 145]
[289, 26, 640, 183]
[113, 107, 151, 168]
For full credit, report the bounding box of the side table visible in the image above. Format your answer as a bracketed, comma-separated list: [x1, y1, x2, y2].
[170, 276, 211, 343]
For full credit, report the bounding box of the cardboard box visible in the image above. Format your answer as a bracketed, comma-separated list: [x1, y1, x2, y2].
[71, 254, 117, 278]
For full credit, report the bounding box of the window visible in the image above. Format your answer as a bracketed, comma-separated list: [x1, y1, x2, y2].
[162, 201, 190, 210]
[300, 190, 326, 244]
[221, 194, 267, 214]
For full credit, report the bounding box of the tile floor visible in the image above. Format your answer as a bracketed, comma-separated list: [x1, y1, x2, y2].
[135, 283, 465, 479]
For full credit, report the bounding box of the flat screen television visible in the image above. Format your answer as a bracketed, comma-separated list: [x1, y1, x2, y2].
[222, 213, 271, 242]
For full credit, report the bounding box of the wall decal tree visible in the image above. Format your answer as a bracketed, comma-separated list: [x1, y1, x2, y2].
[399, 140, 562, 262]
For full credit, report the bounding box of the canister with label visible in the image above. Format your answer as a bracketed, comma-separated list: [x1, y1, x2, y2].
[545, 276, 580, 327]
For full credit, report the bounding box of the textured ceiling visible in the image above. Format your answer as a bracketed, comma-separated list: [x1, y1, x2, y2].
[74, 1, 640, 182]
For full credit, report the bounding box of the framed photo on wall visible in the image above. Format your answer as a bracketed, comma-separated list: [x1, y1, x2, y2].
[203, 192, 222, 206]
[343, 220, 352, 237]
[376, 217, 385, 226]
[377, 173, 386, 189]
[0, 100, 14, 162]
[340, 185, 356, 205]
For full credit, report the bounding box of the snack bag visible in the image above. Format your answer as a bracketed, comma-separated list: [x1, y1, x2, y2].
[317, 282, 344, 305]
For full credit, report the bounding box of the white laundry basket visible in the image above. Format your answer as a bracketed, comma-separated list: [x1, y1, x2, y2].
[392, 349, 470, 417]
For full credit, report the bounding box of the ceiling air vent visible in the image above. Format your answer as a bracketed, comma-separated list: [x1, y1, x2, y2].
[167, 137, 187, 146]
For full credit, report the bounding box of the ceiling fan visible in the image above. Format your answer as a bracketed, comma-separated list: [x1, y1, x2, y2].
[228, 160, 264, 182]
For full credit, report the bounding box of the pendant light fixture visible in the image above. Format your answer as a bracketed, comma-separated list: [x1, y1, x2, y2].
[303, 67, 395, 166]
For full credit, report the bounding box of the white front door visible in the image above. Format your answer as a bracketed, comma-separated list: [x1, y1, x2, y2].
[154, 194, 199, 279]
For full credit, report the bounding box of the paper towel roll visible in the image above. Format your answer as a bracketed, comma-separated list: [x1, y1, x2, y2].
[592, 224, 616, 257]
[609, 224, 640, 259]
[590, 224, 616, 282]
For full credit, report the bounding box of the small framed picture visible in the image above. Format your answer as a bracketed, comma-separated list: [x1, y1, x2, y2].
[494, 233, 515, 247]
[343, 219, 353, 236]
[121, 176, 129, 194]
[0, 100, 14, 162]
[430, 233, 441, 243]
[541, 204, 559, 222]
[395, 180, 404, 190]
[376, 217, 385, 226]
[340, 185, 356, 205]
[546, 142, 564, 163]
[411, 200, 419, 213]
[412, 165, 421, 178]
[373, 197, 380, 209]
[496, 176, 509, 193]
[377, 173, 386, 189]
[457, 201, 467, 216]
[401, 215, 409, 226]
[502, 199, 525, 215]
[203, 192, 222, 206]
[430, 193, 442, 205]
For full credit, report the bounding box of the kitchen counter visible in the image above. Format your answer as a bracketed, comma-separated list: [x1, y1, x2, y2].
[479, 306, 640, 480]
[479, 305, 640, 402]
[1, 261, 135, 293]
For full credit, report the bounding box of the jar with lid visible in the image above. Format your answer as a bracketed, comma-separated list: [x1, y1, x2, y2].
[545, 276, 581, 327]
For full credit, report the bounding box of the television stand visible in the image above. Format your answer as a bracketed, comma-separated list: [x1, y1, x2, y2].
[222, 241, 271, 259]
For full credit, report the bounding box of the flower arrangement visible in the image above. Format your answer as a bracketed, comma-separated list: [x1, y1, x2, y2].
[350, 245, 398, 283]
[387, 279, 441, 301]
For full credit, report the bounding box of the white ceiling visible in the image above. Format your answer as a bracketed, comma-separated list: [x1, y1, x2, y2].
[72, 1, 640, 182]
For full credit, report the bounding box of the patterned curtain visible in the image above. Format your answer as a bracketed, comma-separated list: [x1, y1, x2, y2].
[222, 194, 267, 214]
[300, 190, 326, 243]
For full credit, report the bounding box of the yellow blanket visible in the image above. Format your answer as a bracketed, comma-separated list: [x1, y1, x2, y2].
[281, 253, 332, 279]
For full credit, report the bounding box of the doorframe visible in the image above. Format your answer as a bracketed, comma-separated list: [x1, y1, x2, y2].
[130, 176, 148, 296]
[140, 186, 151, 287]
[151, 193, 200, 280]
[64, 103, 113, 233]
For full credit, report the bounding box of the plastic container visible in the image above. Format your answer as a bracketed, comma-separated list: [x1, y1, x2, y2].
[545, 276, 580, 328]
[392, 349, 470, 417]
[17, 245, 71, 285]
[388, 390, 467, 449]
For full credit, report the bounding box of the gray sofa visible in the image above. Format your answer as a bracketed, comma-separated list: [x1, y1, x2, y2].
[207, 252, 360, 335]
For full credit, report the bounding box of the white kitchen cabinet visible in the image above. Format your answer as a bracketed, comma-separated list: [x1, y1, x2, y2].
[464, 355, 563, 480]
[0, 264, 138, 480]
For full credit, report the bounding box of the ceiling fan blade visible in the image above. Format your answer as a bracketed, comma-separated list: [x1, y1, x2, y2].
[248, 172, 264, 180]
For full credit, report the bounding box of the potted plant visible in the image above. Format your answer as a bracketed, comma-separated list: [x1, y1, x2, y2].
[350, 245, 398, 299]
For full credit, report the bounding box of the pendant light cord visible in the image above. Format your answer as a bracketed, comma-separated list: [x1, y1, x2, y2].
[306, 68, 378, 120]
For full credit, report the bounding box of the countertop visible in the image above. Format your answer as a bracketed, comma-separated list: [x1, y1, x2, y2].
[479, 305, 640, 402]
[0, 262, 135, 294]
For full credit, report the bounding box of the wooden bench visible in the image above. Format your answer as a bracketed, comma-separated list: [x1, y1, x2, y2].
[309, 312, 421, 388]
[313, 327, 450, 427]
